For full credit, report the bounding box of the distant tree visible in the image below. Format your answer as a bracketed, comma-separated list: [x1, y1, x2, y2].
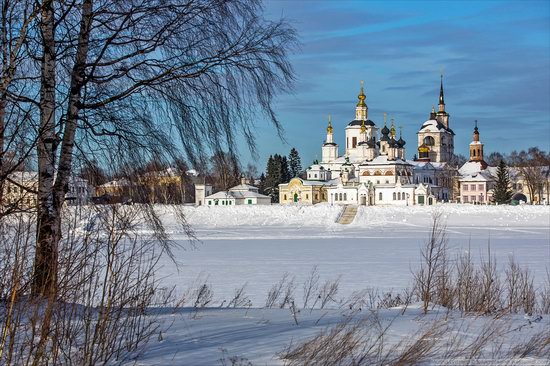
[264, 155, 279, 202]
[280, 155, 291, 183]
[264, 154, 291, 202]
[258, 173, 266, 194]
[448, 154, 468, 168]
[244, 163, 259, 184]
[79, 160, 108, 187]
[288, 148, 302, 177]
[487, 152, 505, 166]
[508, 147, 550, 204]
[492, 160, 513, 204]
[210, 151, 241, 191]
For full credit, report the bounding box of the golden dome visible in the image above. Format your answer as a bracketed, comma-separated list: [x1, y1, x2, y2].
[327, 115, 333, 134]
[356, 80, 366, 107]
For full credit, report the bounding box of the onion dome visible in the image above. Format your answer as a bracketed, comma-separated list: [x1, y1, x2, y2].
[357, 80, 366, 107]
[381, 125, 390, 136]
[418, 143, 429, 154]
[397, 137, 406, 148]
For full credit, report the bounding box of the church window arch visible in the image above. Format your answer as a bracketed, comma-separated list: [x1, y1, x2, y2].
[374, 170, 382, 176]
[362, 171, 370, 176]
[385, 171, 393, 176]
[424, 136, 435, 146]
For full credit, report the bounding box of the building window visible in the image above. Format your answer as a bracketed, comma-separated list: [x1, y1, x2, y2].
[284, 194, 287, 200]
[248, 199, 252, 204]
[463, 196, 468, 203]
[478, 184, 484, 191]
[470, 184, 475, 191]
[470, 195, 476, 202]
[423, 136, 435, 146]
[379, 192, 382, 201]
[393, 192, 396, 200]
[343, 193, 347, 201]
[306, 194, 309, 199]
[398, 192, 401, 200]
[334, 193, 338, 201]
[315, 194, 318, 200]
[352, 137, 357, 148]
[463, 184, 468, 191]
[339, 193, 342, 201]
[314, 174, 317, 178]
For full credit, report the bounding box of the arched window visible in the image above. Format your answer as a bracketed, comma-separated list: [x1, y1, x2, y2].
[424, 136, 435, 146]
[397, 192, 401, 200]
[393, 192, 396, 200]
[473, 149, 476, 157]
[379, 192, 383, 201]
[339, 193, 342, 201]
[284, 194, 287, 200]
[334, 193, 337, 201]
[344, 193, 347, 201]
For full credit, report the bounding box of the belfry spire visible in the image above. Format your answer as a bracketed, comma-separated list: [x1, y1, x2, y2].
[438, 74, 445, 112]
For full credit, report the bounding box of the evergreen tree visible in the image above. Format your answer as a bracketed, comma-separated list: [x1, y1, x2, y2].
[264, 155, 280, 202]
[288, 148, 302, 177]
[280, 155, 291, 183]
[493, 160, 513, 204]
[258, 173, 266, 194]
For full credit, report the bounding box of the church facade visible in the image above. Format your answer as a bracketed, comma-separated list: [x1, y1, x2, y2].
[278, 80, 448, 206]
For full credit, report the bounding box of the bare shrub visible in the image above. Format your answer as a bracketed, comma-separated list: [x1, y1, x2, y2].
[265, 273, 295, 309]
[0, 205, 177, 365]
[318, 276, 341, 309]
[227, 283, 250, 308]
[539, 270, 550, 314]
[302, 265, 320, 309]
[413, 211, 449, 314]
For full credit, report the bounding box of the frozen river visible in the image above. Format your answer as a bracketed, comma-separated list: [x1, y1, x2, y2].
[156, 204, 550, 306]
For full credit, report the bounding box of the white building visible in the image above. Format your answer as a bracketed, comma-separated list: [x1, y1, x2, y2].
[205, 178, 271, 206]
[280, 81, 441, 206]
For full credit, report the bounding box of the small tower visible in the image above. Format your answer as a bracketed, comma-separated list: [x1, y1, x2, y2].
[355, 80, 368, 121]
[195, 180, 212, 206]
[435, 74, 450, 128]
[379, 112, 390, 155]
[322, 115, 339, 163]
[469, 120, 485, 162]
[397, 126, 406, 160]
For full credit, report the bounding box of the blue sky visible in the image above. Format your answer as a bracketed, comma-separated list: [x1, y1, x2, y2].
[243, 0, 550, 169]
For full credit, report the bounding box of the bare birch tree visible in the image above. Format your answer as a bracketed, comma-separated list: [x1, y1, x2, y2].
[24, 0, 297, 297]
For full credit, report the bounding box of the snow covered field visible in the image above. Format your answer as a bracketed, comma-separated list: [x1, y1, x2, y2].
[130, 204, 550, 365]
[157, 204, 550, 306]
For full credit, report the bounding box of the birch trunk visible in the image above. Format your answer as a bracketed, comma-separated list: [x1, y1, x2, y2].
[33, 0, 58, 297]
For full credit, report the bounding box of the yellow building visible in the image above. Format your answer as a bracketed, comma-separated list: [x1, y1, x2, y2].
[2, 172, 38, 210]
[279, 177, 328, 204]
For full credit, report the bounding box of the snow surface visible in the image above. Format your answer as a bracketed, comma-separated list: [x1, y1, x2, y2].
[155, 204, 550, 307]
[134, 305, 550, 365]
[130, 204, 549, 365]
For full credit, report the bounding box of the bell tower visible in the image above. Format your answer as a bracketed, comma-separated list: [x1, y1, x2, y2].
[469, 120, 484, 162]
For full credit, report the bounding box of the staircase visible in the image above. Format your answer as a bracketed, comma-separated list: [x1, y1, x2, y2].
[336, 205, 358, 225]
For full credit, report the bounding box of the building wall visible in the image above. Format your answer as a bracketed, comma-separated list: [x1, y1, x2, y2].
[460, 181, 491, 203]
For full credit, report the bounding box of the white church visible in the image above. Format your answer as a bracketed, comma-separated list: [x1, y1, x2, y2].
[279, 78, 456, 206]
